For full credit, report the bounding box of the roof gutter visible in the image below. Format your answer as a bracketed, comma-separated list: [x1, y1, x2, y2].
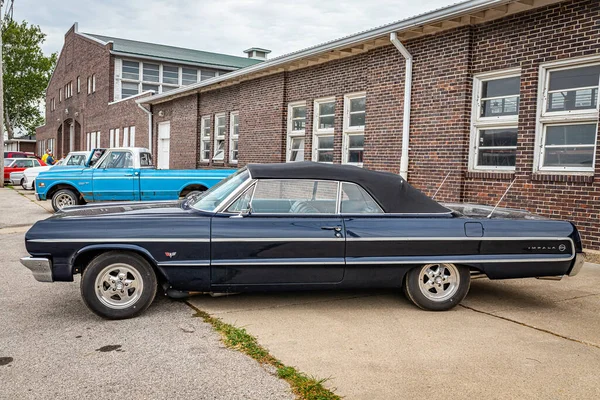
[390, 32, 412, 180]
[138, 0, 519, 106]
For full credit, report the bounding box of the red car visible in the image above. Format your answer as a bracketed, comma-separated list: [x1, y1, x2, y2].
[4, 151, 43, 161]
[3, 158, 46, 182]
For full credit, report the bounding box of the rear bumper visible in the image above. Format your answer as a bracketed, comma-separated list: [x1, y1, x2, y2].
[569, 253, 585, 277]
[20, 257, 53, 282]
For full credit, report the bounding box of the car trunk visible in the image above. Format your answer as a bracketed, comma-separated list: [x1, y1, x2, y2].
[442, 203, 546, 220]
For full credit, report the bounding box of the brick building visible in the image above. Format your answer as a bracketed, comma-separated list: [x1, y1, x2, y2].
[35, 23, 264, 166]
[135, 0, 600, 251]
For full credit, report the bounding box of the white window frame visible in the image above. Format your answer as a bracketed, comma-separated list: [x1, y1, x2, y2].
[469, 68, 521, 171]
[534, 56, 600, 174]
[129, 126, 135, 147]
[92, 74, 96, 93]
[200, 116, 211, 162]
[109, 129, 115, 148]
[87, 76, 92, 94]
[213, 113, 226, 161]
[342, 92, 366, 166]
[123, 127, 129, 147]
[229, 111, 239, 164]
[287, 101, 306, 162]
[312, 96, 336, 163]
[77, 76, 81, 93]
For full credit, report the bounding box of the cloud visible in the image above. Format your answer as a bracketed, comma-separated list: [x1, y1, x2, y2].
[13, 0, 456, 58]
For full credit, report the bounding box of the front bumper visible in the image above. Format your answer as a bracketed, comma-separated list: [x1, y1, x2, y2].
[569, 253, 586, 277]
[20, 257, 53, 282]
[9, 174, 22, 186]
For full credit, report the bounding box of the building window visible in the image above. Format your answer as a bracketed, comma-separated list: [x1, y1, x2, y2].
[121, 82, 139, 99]
[313, 97, 336, 163]
[286, 101, 306, 162]
[87, 76, 92, 94]
[200, 70, 217, 81]
[122, 126, 135, 147]
[536, 58, 600, 173]
[343, 93, 365, 166]
[47, 138, 54, 154]
[122, 60, 140, 80]
[200, 116, 211, 162]
[59, 88, 62, 102]
[470, 69, 521, 171]
[109, 129, 115, 147]
[213, 113, 226, 161]
[86, 131, 101, 151]
[162, 65, 179, 86]
[182, 67, 198, 85]
[229, 112, 239, 164]
[92, 74, 96, 92]
[77, 76, 81, 93]
[143, 63, 159, 82]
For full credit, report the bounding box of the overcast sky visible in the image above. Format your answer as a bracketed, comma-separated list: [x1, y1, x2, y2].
[13, 0, 457, 58]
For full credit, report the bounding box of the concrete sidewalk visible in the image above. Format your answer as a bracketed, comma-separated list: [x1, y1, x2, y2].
[189, 267, 600, 399]
[0, 186, 51, 229]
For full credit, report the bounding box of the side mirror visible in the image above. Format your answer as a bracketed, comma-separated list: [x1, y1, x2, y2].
[239, 202, 253, 217]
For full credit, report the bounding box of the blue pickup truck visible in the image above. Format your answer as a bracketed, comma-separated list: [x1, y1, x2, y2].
[36, 147, 235, 211]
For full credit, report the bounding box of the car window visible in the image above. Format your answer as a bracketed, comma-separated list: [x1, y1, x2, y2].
[33, 160, 40, 167]
[3, 159, 15, 167]
[340, 182, 383, 214]
[97, 151, 133, 169]
[67, 154, 87, 165]
[251, 179, 338, 214]
[140, 153, 153, 167]
[226, 185, 255, 213]
[89, 149, 106, 167]
[14, 159, 32, 168]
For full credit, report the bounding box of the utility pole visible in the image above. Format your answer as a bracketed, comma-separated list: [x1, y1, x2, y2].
[0, 1, 5, 189]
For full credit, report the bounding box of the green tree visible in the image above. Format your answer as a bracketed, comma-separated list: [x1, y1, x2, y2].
[2, 20, 56, 138]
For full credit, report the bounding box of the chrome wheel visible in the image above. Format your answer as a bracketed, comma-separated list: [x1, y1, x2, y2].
[56, 193, 75, 208]
[94, 263, 144, 309]
[418, 263, 460, 302]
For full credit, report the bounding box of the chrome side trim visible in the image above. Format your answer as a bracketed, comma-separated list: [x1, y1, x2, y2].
[569, 253, 586, 277]
[157, 261, 210, 267]
[346, 236, 573, 242]
[20, 257, 53, 282]
[27, 238, 210, 243]
[212, 259, 344, 266]
[211, 237, 343, 243]
[345, 255, 574, 265]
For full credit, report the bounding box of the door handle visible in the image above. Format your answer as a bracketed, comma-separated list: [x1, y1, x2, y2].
[321, 226, 342, 232]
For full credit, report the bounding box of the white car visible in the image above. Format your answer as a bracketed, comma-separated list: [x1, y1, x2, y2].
[21, 151, 90, 190]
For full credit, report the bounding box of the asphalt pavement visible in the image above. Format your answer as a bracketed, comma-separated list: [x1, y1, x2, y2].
[0, 187, 293, 400]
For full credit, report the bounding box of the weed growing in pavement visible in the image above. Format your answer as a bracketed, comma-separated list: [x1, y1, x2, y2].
[189, 304, 340, 400]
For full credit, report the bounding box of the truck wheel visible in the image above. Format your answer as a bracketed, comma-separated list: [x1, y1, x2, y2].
[403, 263, 470, 311]
[81, 251, 157, 320]
[51, 189, 79, 211]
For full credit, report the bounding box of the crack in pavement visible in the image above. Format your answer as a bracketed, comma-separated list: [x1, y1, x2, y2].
[0, 225, 31, 235]
[460, 304, 600, 350]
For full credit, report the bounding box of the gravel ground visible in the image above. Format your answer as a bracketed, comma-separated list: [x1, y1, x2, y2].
[0, 187, 293, 400]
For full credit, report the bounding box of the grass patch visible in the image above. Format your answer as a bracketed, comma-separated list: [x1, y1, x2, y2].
[189, 303, 340, 400]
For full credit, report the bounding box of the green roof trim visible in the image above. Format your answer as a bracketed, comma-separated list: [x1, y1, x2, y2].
[83, 33, 263, 69]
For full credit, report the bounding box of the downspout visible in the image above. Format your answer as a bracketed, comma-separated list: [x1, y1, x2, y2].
[137, 102, 153, 153]
[390, 32, 412, 180]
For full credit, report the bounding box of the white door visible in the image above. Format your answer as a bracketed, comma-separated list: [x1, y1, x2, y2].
[157, 121, 171, 170]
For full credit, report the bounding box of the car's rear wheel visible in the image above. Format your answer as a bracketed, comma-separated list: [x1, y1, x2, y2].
[20, 178, 26, 189]
[403, 263, 470, 311]
[81, 251, 157, 320]
[51, 189, 78, 211]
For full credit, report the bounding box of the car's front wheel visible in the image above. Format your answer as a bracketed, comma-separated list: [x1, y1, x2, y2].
[20, 178, 26, 190]
[81, 251, 157, 319]
[51, 189, 79, 211]
[403, 263, 470, 311]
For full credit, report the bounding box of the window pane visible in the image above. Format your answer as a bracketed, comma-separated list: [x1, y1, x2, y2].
[482, 76, 520, 98]
[213, 140, 225, 159]
[478, 128, 518, 147]
[182, 68, 198, 85]
[163, 65, 179, 84]
[252, 180, 338, 214]
[549, 65, 600, 91]
[142, 83, 159, 92]
[121, 82, 139, 98]
[319, 115, 335, 129]
[477, 149, 516, 167]
[317, 150, 334, 162]
[545, 124, 597, 146]
[319, 101, 335, 115]
[293, 119, 306, 131]
[350, 97, 366, 112]
[161, 85, 177, 93]
[201, 70, 217, 81]
[543, 147, 594, 168]
[341, 182, 383, 214]
[481, 96, 519, 117]
[289, 137, 304, 162]
[349, 134, 364, 148]
[318, 135, 334, 149]
[143, 63, 159, 82]
[349, 112, 365, 127]
[547, 88, 598, 112]
[348, 150, 364, 163]
[122, 61, 139, 80]
[292, 106, 306, 119]
[202, 119, 211, 137]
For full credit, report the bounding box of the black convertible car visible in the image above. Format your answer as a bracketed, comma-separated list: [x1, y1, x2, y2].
[21, 162, 585, 319]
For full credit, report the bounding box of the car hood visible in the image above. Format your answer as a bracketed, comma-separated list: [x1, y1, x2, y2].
[24, 165, 52, 175]
[50, 200, 195, 219]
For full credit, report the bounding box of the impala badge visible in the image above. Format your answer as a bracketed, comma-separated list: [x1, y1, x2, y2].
[165, 252, 177, 258]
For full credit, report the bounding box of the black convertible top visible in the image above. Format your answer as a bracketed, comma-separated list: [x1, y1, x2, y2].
[246, 162, 451, 214]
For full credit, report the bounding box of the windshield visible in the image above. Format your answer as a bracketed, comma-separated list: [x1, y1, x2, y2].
[190, 168, 249, 212]
[3, 159, 15, 167]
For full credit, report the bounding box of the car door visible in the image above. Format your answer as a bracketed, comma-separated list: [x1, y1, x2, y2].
[210, 178, 345, 287]
[92, 150, 138, 201]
